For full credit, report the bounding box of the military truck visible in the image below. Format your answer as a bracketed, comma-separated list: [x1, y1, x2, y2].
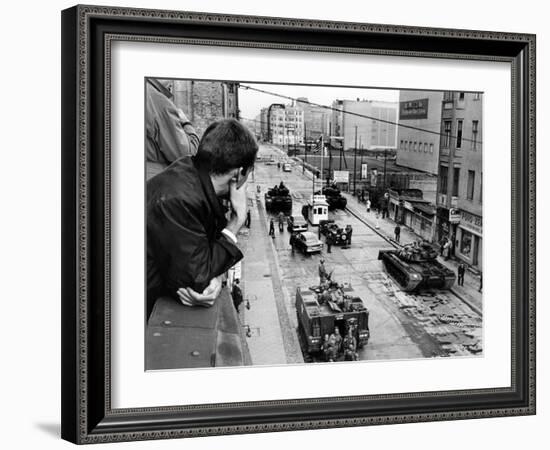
[319, 220, 351, 246]
[295, 281, 370, 359]
[378, 242, 456, 291]
[265, 182, 292, 213]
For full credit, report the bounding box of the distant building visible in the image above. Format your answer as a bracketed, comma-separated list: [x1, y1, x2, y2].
[396, 90, 443, 176]
[165, 79, 239, 137]
[260, 108, 269, 141]
[267, 103, 304, 147]
[435, 91, 483, 270]
[330, 99, 398, 151]
[297, 97, 330, 141]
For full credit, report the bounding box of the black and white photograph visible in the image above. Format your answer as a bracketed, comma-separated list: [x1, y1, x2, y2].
[145, 78, 484, 370]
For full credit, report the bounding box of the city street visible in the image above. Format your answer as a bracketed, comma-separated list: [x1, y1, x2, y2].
[236, 143, 483, 366]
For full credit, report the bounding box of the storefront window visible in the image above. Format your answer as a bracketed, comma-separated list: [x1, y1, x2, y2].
[460, 230, 473, 256]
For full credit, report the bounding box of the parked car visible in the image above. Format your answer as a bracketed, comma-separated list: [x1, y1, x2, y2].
[290, 231, 323, 255]
[287, 215, 308, 233]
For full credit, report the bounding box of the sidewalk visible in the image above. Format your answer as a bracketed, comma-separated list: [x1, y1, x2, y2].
[342, 192, 483, 315]
[236, 187, 304, 366]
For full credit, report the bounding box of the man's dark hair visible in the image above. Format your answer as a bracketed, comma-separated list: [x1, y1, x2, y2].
[195, 119, 258, 174]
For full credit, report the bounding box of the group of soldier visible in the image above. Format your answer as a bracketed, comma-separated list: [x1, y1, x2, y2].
[321, 325, 359, 362]
[324, 224, 353, 253]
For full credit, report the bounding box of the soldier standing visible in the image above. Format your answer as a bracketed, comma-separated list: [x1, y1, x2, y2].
[343, 328, 358, 361]
[289, 232, 296, 255]
[318, 259, 328, 284]
[278, 211, 285, 232]
[245, 209, 251, 228]
[231, 279, 243, 313]
[457, 263, 466, 286]
[332, 328, 343, 353]
[326, 233, 332, 253]
[394, 224, 401, 243]
[345, 225, 353, 247]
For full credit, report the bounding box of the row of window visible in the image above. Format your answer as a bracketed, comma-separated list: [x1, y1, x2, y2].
[439, 166, 482, 203]
[442, 119, 480, 150]
[399, 140, 434, 154]
[443, 91, 482, 102]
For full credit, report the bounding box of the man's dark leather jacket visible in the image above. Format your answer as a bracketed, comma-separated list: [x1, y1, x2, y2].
[147, 157, 243, 316]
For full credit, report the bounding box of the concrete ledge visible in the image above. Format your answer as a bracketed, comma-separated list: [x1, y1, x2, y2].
[145, 289, 245, 370]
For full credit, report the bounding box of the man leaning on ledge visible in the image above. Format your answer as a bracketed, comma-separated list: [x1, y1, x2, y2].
[146, 119, 258, 319]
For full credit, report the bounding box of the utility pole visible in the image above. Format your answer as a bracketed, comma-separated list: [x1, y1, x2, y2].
[360, 144, 364, 179]
[320, 135, 324, 192]
[303, 123, 307, 173]
[383, 148, 388, 191]
[353, 126, 358, 194]
[327, 140, 332, 187]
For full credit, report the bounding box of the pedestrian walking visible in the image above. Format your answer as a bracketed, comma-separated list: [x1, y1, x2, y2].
[394, 224, 401, 243]
[366, 199, 371, 213]
[457, 263, 465, 286]
[289, 232, 296, 255]
[439, 237, 447, 256]
[231, 279, 243, 313]
[326, 233, 332, 253]
[375, 212, 380, 229]
[443, 239, 451, 260]
[278, 211, 285, 232]
[269, 218, 275, 237]
[245, 209, 251, 228]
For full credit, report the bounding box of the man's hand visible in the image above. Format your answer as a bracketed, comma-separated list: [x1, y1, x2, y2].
[177, 276, 223, 308]
[226, 178, 247, 235]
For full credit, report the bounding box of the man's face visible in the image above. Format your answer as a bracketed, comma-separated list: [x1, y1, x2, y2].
[235, 165, 254, 189]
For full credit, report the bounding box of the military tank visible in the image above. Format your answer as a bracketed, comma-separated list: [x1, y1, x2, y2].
[265, 182, 292, 213]
[378, 242, 456, 291]
[315, 185, 347, 210]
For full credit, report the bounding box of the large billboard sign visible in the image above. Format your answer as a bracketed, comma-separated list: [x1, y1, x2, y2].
[333, 170, 349, 183]
[399, 98, 429, 120]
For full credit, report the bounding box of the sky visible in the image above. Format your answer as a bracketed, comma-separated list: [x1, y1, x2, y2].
[238, 82, 400, 122]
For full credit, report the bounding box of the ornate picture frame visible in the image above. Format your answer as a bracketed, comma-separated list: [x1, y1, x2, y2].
[61, 5, 536, 444]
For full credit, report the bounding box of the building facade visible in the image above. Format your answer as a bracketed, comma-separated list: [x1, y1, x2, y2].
[435, 91, 483, 270]
[267, 103, 304, 147]
[297, 97, 330, 141]
[165, 79, 239, 137]
[331, 99, 398, 151]
[396, 90, 444, 176]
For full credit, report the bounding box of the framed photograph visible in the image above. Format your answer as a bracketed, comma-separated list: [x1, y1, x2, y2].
[61, 5, 536, 444]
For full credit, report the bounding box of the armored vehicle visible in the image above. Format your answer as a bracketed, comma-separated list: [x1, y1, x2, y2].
[378, 242, 456, 291]
[265, 182, 292, 213]
[315, 185, 347, 210]
[295, 281, 370, 359]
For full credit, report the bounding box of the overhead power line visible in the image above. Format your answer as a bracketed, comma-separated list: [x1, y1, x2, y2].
[238, 84, 482, 145]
